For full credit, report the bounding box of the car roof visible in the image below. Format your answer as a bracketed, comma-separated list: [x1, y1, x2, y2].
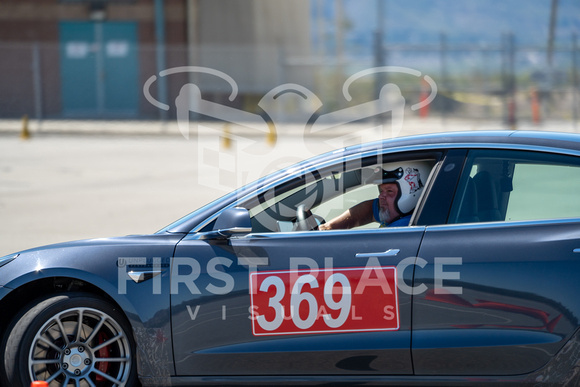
[351, 130, 580, 156]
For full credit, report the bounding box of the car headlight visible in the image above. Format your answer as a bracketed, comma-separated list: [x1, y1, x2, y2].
[0, 253, 19, 269]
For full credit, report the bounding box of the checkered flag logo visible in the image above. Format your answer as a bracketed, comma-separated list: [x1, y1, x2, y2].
[144, 66, 437, 192]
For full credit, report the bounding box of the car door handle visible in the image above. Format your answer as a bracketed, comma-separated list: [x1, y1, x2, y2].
[355, 249, 400, 258]
[574, 248, 580, 254]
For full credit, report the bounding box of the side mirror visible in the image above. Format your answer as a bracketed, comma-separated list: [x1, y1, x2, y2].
[201, 207, 252, 239]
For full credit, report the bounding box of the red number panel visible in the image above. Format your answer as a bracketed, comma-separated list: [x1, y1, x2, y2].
[250, 266, 399, 336]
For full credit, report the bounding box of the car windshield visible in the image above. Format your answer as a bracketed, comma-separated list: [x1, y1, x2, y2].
[156, 145, 353, 233]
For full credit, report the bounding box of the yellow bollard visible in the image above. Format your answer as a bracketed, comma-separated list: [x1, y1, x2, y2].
[20, 114, 31, 140]
[222, 124, 231, 149]
[266, 121, 276, 147]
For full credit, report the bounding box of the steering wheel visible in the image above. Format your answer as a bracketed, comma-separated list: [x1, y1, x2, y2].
[295, 204, 325, 231]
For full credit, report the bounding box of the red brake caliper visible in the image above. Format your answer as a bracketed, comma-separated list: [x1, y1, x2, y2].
[95, 332, 110, 382]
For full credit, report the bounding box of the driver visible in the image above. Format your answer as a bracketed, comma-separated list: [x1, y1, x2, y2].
[319, 161, 430, 230]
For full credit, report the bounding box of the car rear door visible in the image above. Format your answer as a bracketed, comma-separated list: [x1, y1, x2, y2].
[412, 148, 580, 376]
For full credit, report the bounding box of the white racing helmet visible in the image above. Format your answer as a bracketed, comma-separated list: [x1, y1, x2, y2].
[366, 161, 433, 215]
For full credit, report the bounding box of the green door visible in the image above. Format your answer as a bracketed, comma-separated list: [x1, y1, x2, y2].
[60, 21, 138, 117]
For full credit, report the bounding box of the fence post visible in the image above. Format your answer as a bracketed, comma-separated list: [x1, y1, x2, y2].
[32, 42, 43, 125]
[155, 0, 168, 121]
[440, 32, 448, 123]
[503, 32, 517, 129]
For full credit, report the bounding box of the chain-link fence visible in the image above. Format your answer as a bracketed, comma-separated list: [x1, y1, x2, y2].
[1, 36, 578, 128]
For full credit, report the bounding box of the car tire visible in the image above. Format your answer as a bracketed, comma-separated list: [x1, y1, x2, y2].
[1, 292, 138, 386]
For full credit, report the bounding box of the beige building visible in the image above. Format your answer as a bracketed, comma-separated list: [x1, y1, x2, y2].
[0, 0, 312, 118]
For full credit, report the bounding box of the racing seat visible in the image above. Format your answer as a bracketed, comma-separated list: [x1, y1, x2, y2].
[454, 177, 479, 223]
[473, 171, 502, 221]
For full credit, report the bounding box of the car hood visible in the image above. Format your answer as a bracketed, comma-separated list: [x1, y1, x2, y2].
[0, 233, 185, 289]
[9, 233, 185, 256]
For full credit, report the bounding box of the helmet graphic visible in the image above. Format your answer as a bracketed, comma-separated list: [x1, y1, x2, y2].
[366, 161, 433, 215]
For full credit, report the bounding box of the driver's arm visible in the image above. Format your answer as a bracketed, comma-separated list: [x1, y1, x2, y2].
[319, 199, 375, 230]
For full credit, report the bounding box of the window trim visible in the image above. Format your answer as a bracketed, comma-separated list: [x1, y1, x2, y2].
[197, 150, 444, 234]
[447, 149, 580, 225]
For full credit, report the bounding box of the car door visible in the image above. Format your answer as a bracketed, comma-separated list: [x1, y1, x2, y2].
[412, 148, 580, 376]
[170, 151, 442, 377]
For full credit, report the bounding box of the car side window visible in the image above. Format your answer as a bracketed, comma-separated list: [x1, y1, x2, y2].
[448, 149, 580, 224]
[247, 167, 377, 233]
[313, 184, 379, 230]
[246, 157, 437, 233]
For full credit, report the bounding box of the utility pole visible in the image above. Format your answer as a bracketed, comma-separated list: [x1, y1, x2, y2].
[317, 0, 325, 58]
[335, 0, 345, 107]
[374, 0, 386, 69]
[374, 0, 386, 127]
[547, 0, 558, 68]
[335, 0, 344, 66]
[186, 0, 200, 122]
[545, 0, 558, 121]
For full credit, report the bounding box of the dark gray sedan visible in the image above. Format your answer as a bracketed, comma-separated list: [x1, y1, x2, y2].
[1, 130, 580, 386]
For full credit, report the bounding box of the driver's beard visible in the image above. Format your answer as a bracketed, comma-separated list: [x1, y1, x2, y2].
[378, 206, 391, 225]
